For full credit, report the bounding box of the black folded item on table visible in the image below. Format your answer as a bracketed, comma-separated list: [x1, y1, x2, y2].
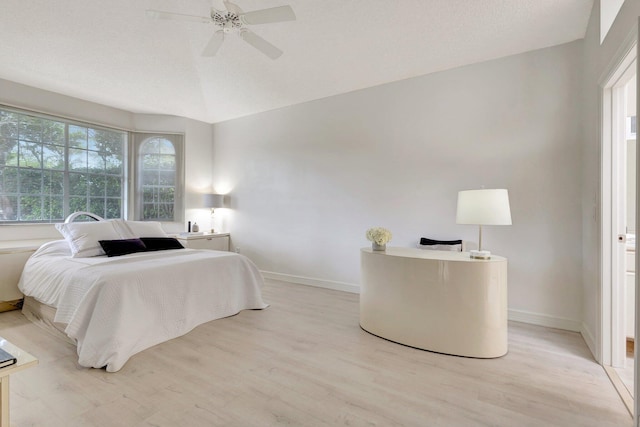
[419, 238, 462, 246]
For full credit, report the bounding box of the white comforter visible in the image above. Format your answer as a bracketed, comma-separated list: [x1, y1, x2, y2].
[19, 240, 268, 372]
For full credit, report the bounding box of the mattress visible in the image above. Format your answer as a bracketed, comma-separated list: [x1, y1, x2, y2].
[19, 240, 268, 371]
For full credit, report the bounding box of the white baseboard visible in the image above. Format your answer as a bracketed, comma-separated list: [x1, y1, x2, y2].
[507, 308, 581, 332]
[580, 322, 598, 361]
[263, 271, 583, 333]
[261, 271, 360, 294]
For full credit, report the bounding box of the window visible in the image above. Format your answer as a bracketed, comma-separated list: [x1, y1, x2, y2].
[133, 133, 183, 222]
[0, 107, 126, 222]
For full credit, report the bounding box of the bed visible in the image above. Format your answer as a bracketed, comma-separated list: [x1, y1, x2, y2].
[17, 213, 268, 372]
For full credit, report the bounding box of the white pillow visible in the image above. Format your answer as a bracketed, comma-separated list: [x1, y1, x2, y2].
[55, 220, 125, 258]
[122, 221, 168, 238]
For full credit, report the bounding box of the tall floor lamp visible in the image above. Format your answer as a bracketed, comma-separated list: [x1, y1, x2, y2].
[456, 189, 512, 259]
[203, 193, 225, 233]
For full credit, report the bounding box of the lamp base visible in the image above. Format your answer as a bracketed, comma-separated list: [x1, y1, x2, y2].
[469, 250, 491, 260]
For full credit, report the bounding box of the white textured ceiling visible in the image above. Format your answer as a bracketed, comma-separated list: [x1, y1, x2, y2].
[0, 0, 593, 124]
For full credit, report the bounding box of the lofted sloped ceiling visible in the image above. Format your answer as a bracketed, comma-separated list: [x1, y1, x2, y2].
[0, 0, 593, 124]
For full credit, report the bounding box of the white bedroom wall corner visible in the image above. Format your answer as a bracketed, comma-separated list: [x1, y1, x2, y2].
[132, 115, 215, 233]
[581, 321, 599, 359]
[213, 41, 585, 326]
[184, 118, 216, 227]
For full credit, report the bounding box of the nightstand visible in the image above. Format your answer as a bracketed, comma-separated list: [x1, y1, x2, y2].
[175, 233, 230, 251]
[0, 239, 53, 313]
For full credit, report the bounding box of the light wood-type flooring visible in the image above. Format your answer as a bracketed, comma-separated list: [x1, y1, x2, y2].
[0, 279, 632, 426]
[613, 345, 635, 399]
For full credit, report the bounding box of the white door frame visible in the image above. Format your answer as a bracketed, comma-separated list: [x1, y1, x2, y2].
[600, 40, 636, 369]
[600, 24, 639, 426]
[636, 20, 640, 426]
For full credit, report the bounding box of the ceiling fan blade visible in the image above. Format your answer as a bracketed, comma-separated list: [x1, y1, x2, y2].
[146, 9, 211, 24]
[202, 31, 224, 56]
[223, 1, 243, 15]
[240, 30, 283, 60]
[241, 5, 296, 25]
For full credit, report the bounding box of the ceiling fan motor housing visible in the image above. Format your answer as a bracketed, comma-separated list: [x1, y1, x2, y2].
[212, 10, 243, 32]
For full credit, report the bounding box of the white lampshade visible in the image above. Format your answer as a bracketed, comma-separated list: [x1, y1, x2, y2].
[203, 194, 225, 208]
[456, 189, 512, 259]
[456, 189, 512, 225]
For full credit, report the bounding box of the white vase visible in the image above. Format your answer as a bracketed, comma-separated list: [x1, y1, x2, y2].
[372, 242, 386, 251]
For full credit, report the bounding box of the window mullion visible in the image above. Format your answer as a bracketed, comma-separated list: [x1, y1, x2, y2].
[63, 123, 70, 219]
[39, 142, 44, 221]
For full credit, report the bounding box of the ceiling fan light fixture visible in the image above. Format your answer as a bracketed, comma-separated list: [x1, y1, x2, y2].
[211, 9, 242, 30]
[147, 1, 295, 59]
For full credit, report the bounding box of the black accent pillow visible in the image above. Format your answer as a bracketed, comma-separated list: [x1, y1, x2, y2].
[140, 237, 184, 251]
[99, 238, 147, 257]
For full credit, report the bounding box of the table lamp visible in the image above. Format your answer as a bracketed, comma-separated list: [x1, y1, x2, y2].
[456, 189, 512, 259]
[203, 193, 225, 233]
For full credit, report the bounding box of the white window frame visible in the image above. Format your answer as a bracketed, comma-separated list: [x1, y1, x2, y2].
[0, 105, 128, 223]
[131, 132, 184, 223]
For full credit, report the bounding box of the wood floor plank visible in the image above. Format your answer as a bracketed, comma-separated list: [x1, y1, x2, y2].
[0, 279, 632, 426]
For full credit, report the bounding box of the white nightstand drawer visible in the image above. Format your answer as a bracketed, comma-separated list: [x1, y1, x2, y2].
[176, 233, 230, 251]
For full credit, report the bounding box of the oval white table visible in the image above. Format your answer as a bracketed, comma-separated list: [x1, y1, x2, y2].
[360, 247, 508, 358]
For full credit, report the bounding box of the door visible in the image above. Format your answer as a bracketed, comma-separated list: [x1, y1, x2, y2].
[601, 31, 637, 423]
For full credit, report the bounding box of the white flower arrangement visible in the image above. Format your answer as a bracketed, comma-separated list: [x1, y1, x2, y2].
[366, 227, 392, 245]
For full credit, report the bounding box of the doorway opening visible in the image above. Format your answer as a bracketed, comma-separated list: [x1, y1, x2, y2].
[601, 41, 637, 417]
[612, 73, 637, 399]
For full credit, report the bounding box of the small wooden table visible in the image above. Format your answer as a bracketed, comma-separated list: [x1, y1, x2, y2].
[0, 338, 38, 427]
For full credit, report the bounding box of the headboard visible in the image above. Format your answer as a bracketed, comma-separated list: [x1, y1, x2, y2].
[64, 211, 105, 223]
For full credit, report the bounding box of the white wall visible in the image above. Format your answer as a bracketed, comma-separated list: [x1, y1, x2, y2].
[601, 0, 625, 43]
[0, 78, 213, 239]
[212, 40, 585, 328]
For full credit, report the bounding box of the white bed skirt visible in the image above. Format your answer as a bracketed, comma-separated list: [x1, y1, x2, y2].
[21, 296, 75, 345]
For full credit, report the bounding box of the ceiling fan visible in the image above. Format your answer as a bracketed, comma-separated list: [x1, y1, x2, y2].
[146, 1, 296, 60]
